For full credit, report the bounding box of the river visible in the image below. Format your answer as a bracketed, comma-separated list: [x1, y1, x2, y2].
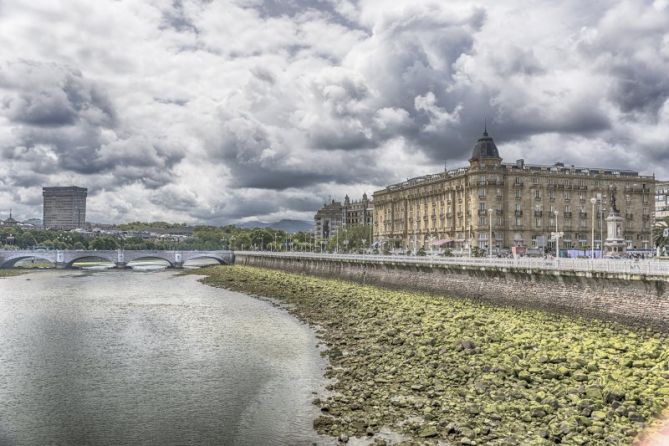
[0, 270, 331, 446]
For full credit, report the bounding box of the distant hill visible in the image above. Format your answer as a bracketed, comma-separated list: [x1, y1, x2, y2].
[238, 219, 313, 233]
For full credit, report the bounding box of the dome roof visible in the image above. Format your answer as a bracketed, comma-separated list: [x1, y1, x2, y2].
[470, 130, 500, 161]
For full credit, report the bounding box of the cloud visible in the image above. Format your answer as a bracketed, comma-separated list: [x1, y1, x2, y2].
[0, 0, 667, 224]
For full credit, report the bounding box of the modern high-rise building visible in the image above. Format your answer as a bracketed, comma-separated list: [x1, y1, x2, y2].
[42, 186, 87, 229]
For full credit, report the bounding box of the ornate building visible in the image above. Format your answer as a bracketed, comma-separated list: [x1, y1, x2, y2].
[314, 193, 373, 243]
[655, 181, 669, 219]
[373, 131, 655, 254]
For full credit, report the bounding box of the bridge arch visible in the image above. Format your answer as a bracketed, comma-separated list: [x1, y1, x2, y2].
[0, 255, 55, 269]
[66, 255, 117, 268]
[125, 256, 174, 268]
[183, 255, 228, 266]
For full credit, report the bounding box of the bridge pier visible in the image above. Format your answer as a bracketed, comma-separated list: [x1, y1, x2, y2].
[115, 262, 128, 269]
[55, 262, 67, 269]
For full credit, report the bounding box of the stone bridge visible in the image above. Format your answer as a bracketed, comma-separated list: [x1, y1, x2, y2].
[0, 249, 235, 269]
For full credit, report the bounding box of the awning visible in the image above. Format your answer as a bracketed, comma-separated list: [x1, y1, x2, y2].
[432, 238, 453, 246]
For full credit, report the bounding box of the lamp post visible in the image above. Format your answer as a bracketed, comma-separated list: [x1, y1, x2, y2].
[413, 219, 418, 256]
[597, 192, 603, 253]
[554, 210, 560, 258]
[488, 208, 494, 257]
[590, 197, 597, 259]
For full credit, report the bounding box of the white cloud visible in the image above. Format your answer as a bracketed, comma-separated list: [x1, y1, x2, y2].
[0, 0, 667, 224]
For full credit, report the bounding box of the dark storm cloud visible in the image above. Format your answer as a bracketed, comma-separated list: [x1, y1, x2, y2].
[160, 0, 199, 34]
[252, 0, 364, 30]
[0, 60, 183, 191]
[0, 61, 115, 128]
[608, 62, 669, 115]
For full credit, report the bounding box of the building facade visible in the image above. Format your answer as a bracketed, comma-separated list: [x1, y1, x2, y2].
[655, 181, 669, 219]
[373, 131, 655, 254]
[314, 193, 373, 243]
[43, 186, 88, 229]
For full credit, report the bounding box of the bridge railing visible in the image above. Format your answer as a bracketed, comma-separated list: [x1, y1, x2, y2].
[234, 251, 669, 277]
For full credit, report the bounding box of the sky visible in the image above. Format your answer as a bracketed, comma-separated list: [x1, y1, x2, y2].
[0, 0, 668, 225]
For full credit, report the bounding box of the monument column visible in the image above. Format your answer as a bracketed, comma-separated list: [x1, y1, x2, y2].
[604, 191, 625, 257]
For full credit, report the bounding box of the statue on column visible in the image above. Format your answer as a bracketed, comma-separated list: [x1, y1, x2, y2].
[610, 190, 619, 214]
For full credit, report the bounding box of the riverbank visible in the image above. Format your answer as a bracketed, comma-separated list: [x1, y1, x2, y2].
[0, 269, 28, 278]
[196, 265, 669, 445]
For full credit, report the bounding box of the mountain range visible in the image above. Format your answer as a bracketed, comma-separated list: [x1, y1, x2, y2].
[237, 219, 313, 233]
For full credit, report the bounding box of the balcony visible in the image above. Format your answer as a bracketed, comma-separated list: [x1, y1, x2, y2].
[514, 210, 523, 217]
[513, 181, 524, 187]
[534, 211, 543, 217]
[579, 212, 587, 219]
[478, 209, 488, 216]
[564, 212, 573, 219]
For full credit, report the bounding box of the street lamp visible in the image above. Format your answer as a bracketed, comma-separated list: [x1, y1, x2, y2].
[590, 197, 597, 259]
[413, 219, 418, 255]
[488, 208, 494, 257]
[554, 210, 560, 258]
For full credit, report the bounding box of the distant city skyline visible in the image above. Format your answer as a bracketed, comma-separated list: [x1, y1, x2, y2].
[0, 1, 668, 224]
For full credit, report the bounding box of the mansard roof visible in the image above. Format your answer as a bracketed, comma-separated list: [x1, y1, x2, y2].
[470, 130, 500, 161]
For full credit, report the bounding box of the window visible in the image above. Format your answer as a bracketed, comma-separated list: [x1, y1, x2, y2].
[515, 203, 522, 212]
[535, 190, 541, 199]
[479, 216, 487, 225]
[549, 190, 555, 200]
[535, 218, 542, 228]
[515, 189, 521, 199]
[515, 217, 522, 226]
[532, 235, 539, 248]
[565, 205, 571, 213]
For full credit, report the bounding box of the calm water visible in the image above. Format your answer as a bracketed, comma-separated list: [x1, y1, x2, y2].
[0, 270, 331, 446]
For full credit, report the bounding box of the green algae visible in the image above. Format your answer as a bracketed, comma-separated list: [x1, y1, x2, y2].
[0, 269, 28, 278]
[196, 265, 669, 445]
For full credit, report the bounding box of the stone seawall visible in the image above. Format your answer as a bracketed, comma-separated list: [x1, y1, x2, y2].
[235, 254, 669, 331]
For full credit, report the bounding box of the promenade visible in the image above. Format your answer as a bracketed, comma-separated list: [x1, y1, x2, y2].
[236, 251, 669, 277]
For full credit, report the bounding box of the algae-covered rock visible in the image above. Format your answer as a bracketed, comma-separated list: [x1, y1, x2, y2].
[195, 265, 669, 446]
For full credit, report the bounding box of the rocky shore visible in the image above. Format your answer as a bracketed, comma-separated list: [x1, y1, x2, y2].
[196, 265, 669, 445]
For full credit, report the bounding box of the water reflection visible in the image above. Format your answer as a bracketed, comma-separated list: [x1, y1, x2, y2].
[0, 271, 330, 445]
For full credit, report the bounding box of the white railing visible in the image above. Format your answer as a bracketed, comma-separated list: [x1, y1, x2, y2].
[235, 251, 669, 276]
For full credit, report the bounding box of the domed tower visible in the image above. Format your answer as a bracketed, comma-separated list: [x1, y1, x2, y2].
[469, 126, 502, 169]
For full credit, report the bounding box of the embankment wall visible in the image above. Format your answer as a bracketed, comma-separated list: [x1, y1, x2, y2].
[235, 254, 669, 331]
